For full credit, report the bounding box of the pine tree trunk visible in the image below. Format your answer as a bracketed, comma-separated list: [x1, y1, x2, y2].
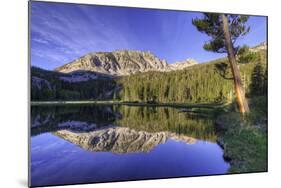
[221, 14, 250, 113]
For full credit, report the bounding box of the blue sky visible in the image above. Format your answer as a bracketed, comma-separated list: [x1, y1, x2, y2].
[30, 2, 267, 70]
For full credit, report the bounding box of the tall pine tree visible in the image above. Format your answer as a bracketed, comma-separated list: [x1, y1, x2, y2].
[192, 13, 250, 113]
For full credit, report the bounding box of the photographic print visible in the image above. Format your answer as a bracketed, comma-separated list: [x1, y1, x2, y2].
[29, 1, 268, 187]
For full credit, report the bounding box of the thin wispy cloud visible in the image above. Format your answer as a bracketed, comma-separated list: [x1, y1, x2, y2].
[31, 2, 133, 69]
[32, 37, 49, 44]
[30, 2, 267, 70]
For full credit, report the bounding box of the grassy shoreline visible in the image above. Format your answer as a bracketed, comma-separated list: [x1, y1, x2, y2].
[215, 97, 268, 173]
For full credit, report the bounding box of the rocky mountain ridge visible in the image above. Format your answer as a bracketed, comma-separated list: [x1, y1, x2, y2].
[55, 50, 198, 76]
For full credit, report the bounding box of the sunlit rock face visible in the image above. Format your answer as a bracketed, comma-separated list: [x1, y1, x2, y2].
[249, 42, 267, 52]
[54, 127, 197, 154]
[55, 50, 198, 76]
[169, 59, 198, 71]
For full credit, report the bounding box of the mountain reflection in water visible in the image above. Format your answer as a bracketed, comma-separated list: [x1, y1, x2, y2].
[54, 127, 197, 154]
[30, 104, 229, 187]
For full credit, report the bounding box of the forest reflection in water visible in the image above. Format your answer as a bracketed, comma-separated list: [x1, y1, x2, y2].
[31, 104, 217, 145]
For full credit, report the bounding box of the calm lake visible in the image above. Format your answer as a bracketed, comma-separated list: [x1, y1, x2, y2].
[30, 104, 230, 187]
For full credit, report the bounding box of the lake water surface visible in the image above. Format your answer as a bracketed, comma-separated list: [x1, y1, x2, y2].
[30, 104, 229, 187]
